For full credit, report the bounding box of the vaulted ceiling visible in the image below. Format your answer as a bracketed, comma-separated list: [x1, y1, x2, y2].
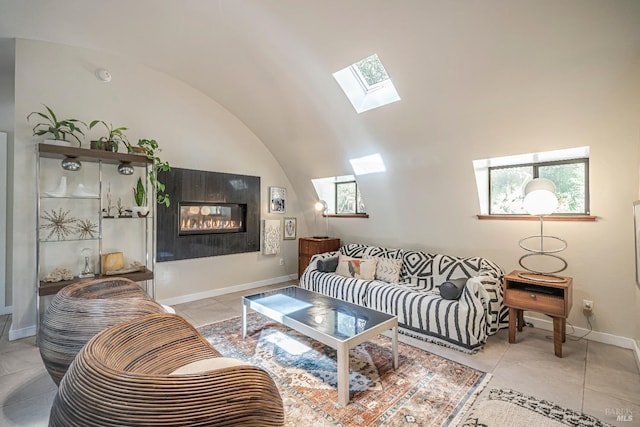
[2, 0, 640, 220]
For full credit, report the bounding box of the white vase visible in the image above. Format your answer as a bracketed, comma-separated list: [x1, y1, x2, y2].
[44, 176, 67, 197]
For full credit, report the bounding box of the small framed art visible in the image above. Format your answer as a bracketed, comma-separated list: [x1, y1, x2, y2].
[269, 187, 286, 213]
[283, 217, 296, 240]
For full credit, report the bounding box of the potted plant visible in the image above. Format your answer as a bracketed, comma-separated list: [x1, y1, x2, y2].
[136, 139, 171, 207]
[27, 105, 86, 147]
[131, 177, 150, 217]
[88, 120, 130, 152]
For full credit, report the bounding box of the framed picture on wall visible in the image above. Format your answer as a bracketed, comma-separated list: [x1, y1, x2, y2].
[269, 187, 286, 213]
[283, 217, 296, 240]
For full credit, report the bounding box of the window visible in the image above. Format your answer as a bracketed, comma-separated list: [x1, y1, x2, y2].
[336, 180, 366, 215]
[333, 53, 401, 113]
[489, 158, 589, 215]
[311, 175, 368, 216]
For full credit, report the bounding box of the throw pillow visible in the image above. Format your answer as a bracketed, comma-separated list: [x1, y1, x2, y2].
[317, 256, 339, 272]
[335, 255, 377, 280]
[364, 255, 402, 283]
[439, 278, 467, 300]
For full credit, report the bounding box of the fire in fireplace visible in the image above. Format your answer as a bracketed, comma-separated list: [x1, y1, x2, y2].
[179, 203, 246, 235]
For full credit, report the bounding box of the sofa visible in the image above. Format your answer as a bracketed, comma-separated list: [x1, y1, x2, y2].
[300, 243, 509, 353]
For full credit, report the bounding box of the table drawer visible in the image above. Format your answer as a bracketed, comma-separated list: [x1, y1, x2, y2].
[504, 289, 566, 317]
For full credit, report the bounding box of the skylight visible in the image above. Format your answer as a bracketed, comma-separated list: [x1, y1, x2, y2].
[333, 53, 401, 113]
[349, 153, 386, 175]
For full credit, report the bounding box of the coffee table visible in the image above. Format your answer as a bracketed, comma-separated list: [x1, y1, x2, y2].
[242, 286, 398, 406]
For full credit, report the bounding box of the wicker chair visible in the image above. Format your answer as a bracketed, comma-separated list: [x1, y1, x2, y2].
[38, 277, 166, 385]
[49, 313, 285, 427]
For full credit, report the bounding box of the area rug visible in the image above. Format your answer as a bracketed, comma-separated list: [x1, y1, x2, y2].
[459, 389, 612, 427]
[198, 313, 490, 426]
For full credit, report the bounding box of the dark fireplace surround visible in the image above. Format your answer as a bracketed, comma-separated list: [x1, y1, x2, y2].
[157, 168, 260, 262]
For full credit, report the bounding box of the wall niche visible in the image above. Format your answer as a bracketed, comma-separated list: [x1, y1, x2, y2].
[157, 168, 260, 261]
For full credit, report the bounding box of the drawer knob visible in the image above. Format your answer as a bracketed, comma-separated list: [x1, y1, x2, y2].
[530, 294, 537, 299]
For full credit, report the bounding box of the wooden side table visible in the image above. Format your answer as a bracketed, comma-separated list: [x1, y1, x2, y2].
[298, 237, 341, 278]
[503, 270, 573, 357]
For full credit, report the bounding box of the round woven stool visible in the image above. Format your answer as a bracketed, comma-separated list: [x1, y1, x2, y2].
[37, 277, 165, 385]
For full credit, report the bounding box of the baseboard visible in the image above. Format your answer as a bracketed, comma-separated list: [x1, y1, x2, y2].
[523, 315, 637, 350]
[9, 324, 36, 341]
[158, 274, 297, 306]
[0, 304, 12, 315]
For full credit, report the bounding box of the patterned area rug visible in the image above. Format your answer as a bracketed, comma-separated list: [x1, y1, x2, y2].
[198, 313, 490, 426]
[460, 389, 612, 427]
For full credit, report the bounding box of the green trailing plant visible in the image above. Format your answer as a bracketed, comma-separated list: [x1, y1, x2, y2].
[137, 139, 170, 207]
[27, 105, 86, 146]
[89, 120, 130, 152]
[133, 177, 146, 207]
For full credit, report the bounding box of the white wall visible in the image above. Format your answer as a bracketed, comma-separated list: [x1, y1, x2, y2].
[324, 60, 640, 342]
[10, 39, 306, 337]
[0, 38, 15, 314]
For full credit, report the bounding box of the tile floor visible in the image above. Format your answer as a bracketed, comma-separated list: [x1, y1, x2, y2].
[1, 280, 639, 426]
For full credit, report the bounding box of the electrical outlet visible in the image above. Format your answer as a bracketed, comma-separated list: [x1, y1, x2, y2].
[279, 258, 285, 266]
[583, 299, 593, 314]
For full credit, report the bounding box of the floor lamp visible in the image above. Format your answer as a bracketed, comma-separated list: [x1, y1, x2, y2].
[518, 178, 568, 283]
[313, 200, 329, 239]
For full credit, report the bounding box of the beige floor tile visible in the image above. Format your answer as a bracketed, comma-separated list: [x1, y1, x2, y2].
[0, 392, 55, 427]
[588, 340, 640, 375]
[585, 363, 640, 406]
[0, 367, 56, 408]
[179, 302, 240, 328]
[583, 388, 640, 427]
[488, 341, 587, 410]
[0, 345, 45, 376]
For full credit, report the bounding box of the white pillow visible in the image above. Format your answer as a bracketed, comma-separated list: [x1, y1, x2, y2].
[364, 256, 402, 283]
[169, 357, 251, 375]
[335, 255, 377, 280]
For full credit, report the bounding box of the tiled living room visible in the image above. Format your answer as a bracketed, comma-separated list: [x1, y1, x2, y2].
[1, 1, 640, 426]
[1, 286, 639, 425]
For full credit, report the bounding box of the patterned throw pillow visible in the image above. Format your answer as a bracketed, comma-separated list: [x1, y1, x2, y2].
[335, 255, 377, 280]
[364, 255, 402, 283]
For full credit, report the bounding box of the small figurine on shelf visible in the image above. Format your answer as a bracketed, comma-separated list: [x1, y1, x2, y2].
[103, 183, 114, 218]
[79, 248, 95, 279]
[116, 198, 132, 218]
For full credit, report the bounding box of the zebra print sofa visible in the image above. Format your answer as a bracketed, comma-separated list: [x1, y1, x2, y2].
[299, 243, 509, 353]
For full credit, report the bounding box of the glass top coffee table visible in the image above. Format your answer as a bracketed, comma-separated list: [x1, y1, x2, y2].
[242, 286, 398, 406]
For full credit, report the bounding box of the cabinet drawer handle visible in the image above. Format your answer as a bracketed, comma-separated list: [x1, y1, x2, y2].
[530, 294, 537, 299]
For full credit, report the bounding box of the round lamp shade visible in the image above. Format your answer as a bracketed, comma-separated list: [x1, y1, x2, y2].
[314, 200, 327, 213]
[523, 178, 558, 215]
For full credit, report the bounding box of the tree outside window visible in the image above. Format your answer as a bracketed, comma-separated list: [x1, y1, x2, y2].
[336, 181, 366, 215]
[489, 159, 588, 215]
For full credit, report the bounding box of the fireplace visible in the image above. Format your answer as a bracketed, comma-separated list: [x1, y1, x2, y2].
[157, 168, 260, 261]
[179, 203, 246, 235]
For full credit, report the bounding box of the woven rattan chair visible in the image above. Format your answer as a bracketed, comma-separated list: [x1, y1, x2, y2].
[49, 313, 284, 427]
[38, 277, 165, 385]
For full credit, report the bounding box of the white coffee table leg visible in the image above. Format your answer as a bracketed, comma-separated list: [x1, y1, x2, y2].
[337, 343, 349, 406]
[392, 325, 398, 369]
[242, 302, 247, 339]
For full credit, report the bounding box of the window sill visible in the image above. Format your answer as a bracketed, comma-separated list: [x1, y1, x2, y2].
[324, 214, 369, 219]
[477, 214, 597, 222]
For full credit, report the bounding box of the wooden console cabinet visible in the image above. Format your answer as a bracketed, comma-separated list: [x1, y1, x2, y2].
[298, 237, 341, 278]
[504, 270, 573, 357]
